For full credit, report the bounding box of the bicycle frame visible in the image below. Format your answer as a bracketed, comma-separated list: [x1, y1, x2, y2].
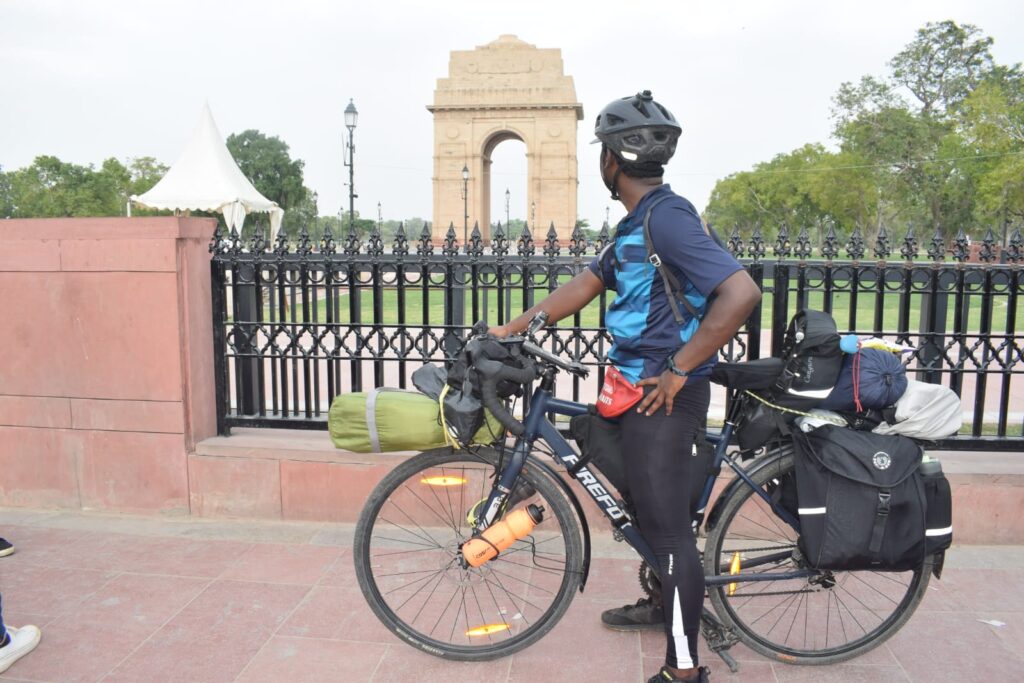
[476, 368, 815, 587]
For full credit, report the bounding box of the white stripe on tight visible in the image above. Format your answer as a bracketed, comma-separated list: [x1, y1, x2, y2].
[926, 526, 953, 536]
[798, 507, 827, 515]
[670, 563, 694, 668]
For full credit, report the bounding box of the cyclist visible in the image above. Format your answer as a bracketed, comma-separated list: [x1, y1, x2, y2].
[491, 90, 761, 682]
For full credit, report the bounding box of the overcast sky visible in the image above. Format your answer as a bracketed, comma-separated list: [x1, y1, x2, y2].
[2, 0, 1022, 229]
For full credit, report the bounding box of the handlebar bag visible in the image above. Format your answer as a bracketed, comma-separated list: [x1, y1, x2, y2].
[411, 364, 505, 448]
[792, 424, 929, 571]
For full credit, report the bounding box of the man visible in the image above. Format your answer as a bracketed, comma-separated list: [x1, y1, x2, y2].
[492, 91, 761, 682]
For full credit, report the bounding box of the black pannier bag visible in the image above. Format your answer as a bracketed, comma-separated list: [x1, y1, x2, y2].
[569, 406, 711, 522]
[792, 424, 932, 571]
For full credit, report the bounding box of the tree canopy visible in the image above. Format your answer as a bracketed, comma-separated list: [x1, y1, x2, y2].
[705, 20, 1024, 245]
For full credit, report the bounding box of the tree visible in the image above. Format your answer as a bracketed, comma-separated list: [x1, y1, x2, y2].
[0, 166, 12, 218]
[889, 21, 995, 118]
[4, 155, 123, 217]
[225, 129, 310, 241]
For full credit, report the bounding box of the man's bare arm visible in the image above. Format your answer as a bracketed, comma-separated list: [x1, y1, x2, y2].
[491, 270, 606, 336]
[671, 270, 762, 372]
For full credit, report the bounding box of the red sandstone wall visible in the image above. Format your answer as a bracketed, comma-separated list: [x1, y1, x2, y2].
[0, 217, 216, 513]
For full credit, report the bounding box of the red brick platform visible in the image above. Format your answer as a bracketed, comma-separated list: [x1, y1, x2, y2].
[1, 508, 1022, 682]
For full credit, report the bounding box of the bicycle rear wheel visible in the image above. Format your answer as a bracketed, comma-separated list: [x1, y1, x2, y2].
[353, 447, 583, 661]
[704, 447, 932, 665]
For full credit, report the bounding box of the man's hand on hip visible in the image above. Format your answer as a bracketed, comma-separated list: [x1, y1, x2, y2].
[635, 372, 687, 416]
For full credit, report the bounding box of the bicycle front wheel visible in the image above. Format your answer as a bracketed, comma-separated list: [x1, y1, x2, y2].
[704, 447, 932, 665]
[353, 447, 583, 661]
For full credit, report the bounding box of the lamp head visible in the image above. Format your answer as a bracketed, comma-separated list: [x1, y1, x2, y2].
[344, 99, 358, 131]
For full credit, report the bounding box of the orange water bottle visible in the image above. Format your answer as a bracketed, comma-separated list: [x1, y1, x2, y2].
[462, 504, 545, 567]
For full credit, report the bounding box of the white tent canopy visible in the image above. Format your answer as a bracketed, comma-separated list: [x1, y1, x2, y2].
[131, 103, 284, 238]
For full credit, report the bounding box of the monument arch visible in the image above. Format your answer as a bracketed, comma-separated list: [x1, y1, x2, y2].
[428, 35, 583, 242]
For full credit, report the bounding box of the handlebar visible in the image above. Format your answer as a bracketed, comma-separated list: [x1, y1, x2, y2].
[470, 312, 589, 436]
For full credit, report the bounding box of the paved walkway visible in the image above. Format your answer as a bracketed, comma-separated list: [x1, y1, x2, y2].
[0, 508, 1022, 682]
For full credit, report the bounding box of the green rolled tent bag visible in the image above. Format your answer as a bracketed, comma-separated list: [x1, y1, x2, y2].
[328, 388, 502, 452]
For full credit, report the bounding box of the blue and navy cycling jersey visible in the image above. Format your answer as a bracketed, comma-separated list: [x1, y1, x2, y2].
[588, 185, 743, 383]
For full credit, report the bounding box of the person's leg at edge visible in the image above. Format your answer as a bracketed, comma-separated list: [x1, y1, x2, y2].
[0, 593, 7, 648]
[621, 380, 710, 680]
[0, 591, 43, 674]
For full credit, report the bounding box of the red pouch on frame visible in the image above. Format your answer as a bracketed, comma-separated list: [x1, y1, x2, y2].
[596, 366, 643, 418]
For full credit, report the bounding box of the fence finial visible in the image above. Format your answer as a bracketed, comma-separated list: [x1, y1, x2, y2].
[951, 228, 970, 263]
[928, 226, 946, 261]
[901, 223, 918, 261]
[774, 224, 791, 261]
[749, 224, 766, 262]
[518, 222, 535, 258]
[443, 223, 459, 258]
[392, 222, 408, 258]
[544, 222, 560, 259]
[795, 226, 812, 260]
[466, 222, 484, 258]
[417, 222, 434, 256]
[491, 222, 509, 257]
[847, 226, 865, 261]
[979, 226, 997, 263]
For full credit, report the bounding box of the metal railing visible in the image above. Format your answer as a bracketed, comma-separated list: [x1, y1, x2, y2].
[210, 220, 1024, 450]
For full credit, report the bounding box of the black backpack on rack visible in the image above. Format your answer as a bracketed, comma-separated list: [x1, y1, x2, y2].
[732, 310, 845, 451]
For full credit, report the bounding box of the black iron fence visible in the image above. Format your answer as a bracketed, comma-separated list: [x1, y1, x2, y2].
[210, 220, 1024, 450]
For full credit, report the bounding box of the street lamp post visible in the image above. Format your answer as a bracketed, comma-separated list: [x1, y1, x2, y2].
[531, 201, 536, 238]
[461, 164, 469, 244]
[505, 188, 510, 227]
[377, 201, 382, 233]
[343, 99, 358, 235]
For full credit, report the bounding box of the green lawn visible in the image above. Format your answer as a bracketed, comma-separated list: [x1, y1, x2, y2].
[251, 282, 1021, 334]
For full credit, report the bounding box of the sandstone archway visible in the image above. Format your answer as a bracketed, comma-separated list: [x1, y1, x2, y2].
[429, 35, 583, 242]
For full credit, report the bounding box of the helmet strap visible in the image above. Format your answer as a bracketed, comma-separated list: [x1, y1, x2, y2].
[608, 167, 623, 201]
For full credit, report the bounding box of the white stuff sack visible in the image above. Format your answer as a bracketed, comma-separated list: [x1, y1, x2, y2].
[872, 380, 963, 440]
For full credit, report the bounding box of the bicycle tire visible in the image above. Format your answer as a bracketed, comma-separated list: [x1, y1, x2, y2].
[704, 447, 933, 665]
[353, 447, 584, 661]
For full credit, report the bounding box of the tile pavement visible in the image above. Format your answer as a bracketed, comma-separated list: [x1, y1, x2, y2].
[1, 508, 1022, 682]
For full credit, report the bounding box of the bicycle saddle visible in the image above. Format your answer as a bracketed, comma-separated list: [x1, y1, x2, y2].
[710, 358, 785, 390]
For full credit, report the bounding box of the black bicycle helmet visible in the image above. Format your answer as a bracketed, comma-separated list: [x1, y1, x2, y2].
[593, 90, 681, 164]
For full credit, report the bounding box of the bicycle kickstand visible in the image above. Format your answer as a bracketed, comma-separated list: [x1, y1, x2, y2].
[700, 607, 740, 674]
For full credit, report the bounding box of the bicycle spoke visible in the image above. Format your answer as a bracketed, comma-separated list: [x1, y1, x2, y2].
[356, 450, 581, 658]
[377, 511, 444, 550]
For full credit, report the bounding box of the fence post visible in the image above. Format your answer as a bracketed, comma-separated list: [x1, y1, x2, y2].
[233, 262, 260, 416]
[210, 255, 230, 435]
[918, 266, 950, 384]
[770, 262, 790, 357]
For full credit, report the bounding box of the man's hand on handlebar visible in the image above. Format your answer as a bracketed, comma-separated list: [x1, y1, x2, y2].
[488, 324, 513, 339]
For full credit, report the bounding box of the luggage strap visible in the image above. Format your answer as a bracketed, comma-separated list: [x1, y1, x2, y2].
[868, 489, 892, 556]
[366, 387, 400, 453]
[641, 195, 702, 325]
[437, 384, 459, 450]
[743, 390, 847, 425]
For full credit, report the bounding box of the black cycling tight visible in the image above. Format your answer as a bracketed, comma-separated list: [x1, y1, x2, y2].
[620, 378, 710, 669]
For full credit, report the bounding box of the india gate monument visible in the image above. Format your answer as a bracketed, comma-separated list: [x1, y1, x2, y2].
[429, 35, 584, 242]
